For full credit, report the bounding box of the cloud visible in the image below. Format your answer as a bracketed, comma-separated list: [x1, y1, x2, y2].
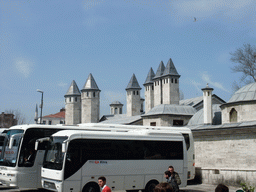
[57, 82, 68, 87]
[82, 0, 105, 10]
[190, 80, 202, 93]
[83, 16, 107, 28]
[201, 72, 230, 92]
[14, 58, 34, 78]
[170, 0, 254, 21]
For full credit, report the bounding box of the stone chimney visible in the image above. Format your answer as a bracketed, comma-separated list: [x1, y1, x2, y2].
[202, 84, 214, 124]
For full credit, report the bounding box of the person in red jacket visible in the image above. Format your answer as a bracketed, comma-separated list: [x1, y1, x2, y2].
[98, 176, 111, 192]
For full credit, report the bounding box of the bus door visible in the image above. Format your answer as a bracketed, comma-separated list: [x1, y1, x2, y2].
[5, 133, 23, 166]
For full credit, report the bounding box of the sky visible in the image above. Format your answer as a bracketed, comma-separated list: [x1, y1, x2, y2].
[1, 0, 256, 123]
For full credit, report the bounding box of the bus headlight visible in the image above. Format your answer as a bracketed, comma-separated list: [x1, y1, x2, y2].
[44, 181, 57, 190]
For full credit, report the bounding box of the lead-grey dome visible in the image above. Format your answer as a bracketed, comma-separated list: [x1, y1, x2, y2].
[188, 104, 222, 125]
[142, 104, 196, 116]
[228, 82, 256, 103]
[110, 101, 123, 106]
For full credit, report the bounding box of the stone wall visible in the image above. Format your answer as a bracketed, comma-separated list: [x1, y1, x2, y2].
[222, 102, 256, 124]
[193, 126, 256, 186]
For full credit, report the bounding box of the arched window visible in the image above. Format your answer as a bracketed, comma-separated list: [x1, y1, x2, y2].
[230, 108, 237, 123]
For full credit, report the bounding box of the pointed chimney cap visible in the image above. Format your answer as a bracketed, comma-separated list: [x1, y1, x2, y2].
[81, 73, 101, 92]
[202, 83, 214, 91]
[64, 80, 81, 97]
[126, 74, 141, 90]
[144, 67, 155, 85]
[162, 58, 180, 77]
[153, 61, 165, 79]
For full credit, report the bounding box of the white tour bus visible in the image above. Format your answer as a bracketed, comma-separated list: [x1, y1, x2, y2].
[79, 123, 195, 180]
[40, 129, 188, 192]
[0, 124, 85, 189]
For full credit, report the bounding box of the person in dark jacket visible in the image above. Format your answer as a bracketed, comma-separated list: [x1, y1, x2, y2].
[165, 166, 181, 192]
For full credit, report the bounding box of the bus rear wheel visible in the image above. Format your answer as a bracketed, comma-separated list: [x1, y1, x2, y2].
[145, 180, 159, 192]
[83, 183, 100, 192]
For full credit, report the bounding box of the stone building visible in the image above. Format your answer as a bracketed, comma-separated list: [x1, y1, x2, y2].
[0, 112, 17, 128]
[141, 59, 224, 127]
[188, 83, 256, 186]
[126, 74, 142, 117]
[110, 101, 123, 115]
[99, 73, 144, 125]
[64, 73, 100, 125]
[39, 108, 65, 125]
[221, 83, 256, 123]
[81, 73, 101, 124]
[61, 57, 256, 186]
[64, 80, 81, 125]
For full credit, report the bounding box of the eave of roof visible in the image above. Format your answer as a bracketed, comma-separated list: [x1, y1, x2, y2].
[43, 111, 65, 119]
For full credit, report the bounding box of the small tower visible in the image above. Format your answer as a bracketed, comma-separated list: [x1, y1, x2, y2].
[162, 58, 180, 104]
[126, 74, 142, 116]
[202, 84, 214, 124]
[64, 80, 81, 125]
[81, 73, 101, 123]
[110, 101, 123, 115]
[153, 61, 165, 106]
[144, 67, 155, 113]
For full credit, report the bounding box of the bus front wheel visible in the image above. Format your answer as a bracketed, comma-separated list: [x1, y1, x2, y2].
[145, 180, 159, 192]
[83, 183, 100, 192]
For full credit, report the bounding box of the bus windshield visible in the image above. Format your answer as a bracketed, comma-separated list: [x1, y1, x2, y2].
[43, 136, 68, 171]
[0, 129, 24, 167]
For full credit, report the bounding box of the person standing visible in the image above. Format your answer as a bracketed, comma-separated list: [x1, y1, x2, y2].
[167, 166, 181, 192]
[164, 171, 178, 192]
[98, 176, 111, 192]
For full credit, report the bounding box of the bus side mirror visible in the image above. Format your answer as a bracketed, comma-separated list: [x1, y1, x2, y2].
[35, 141, 39, 151]
[62, 142, 66, 153]
[9, 137, 14, 149]
[35, 137, 50, 151]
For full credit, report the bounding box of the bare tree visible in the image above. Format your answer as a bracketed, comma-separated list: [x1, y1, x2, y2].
[5, 109, 26, 125]
[179, 90, 184, 100]
[230, 44, 256, 91]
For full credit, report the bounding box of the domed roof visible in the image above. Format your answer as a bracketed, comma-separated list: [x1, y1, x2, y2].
[228, 82, 256, 103]
[188, 104, 222, 126]
[142, 104, 196, 116]
[110, 101, 123, 106]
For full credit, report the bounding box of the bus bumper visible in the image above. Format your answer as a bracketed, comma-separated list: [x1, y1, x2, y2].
[0, 171, 18, 187]
[42, 178, 63, 192]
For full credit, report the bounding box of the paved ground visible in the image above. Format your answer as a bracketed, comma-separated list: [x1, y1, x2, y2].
[0, 184, 242, 192]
